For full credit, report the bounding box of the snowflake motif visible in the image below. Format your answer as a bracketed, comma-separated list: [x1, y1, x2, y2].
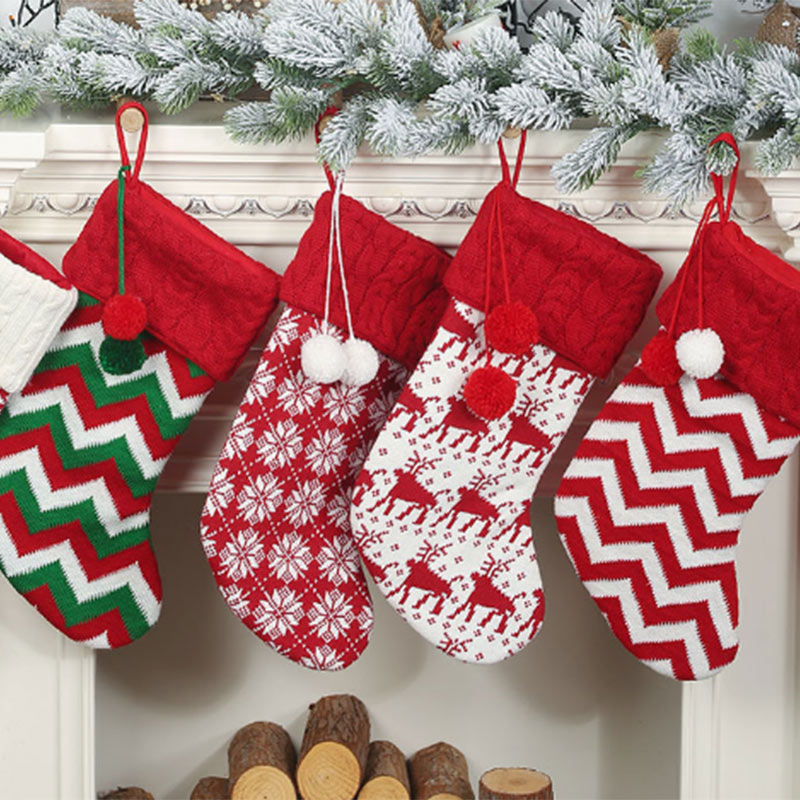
[218, 529, 265, 581]
[326, 491, 351, 527]
[205, 469, 235, 517]
[221, 420, 254, 460]
[316, 534, 360, 586]
[356, 605, 374, 631]
[323, 384, 365, 425]
[201, 535, 217, 559]
[245, 367, 276, 402]
[277, 371, 321, 415]
[284, 479, 326, 526]
[271, 313, 300, 350]
[308, 590, 354, 641]
[306, 429, 348, 476]
[237, 474, 283, 524]
[221, 584, 252, 619]
[300, 646, 345, 671]
[252, 588, 304, 639]
[267, 532, 313, 582]
[257, 419, 303, 468]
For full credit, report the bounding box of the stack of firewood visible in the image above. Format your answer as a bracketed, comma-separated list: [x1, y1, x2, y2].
[101, 694, 554, 800]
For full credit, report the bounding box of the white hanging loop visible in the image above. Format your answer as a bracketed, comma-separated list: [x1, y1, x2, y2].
[301, 172, 378, 386]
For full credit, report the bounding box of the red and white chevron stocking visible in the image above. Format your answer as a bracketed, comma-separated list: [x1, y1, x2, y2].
[0, 229, 77, 411]
[351, 169, 661, 664]
[200, 190, 449, 670]
[0, 107, 280, 648]
[555, 214, 800, 681]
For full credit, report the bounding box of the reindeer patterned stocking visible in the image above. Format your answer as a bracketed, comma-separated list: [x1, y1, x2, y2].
[350, 155, 661, 663]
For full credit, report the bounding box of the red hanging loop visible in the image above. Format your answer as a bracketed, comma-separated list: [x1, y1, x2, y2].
[497, 130, 527, 189]
[115, 101, 148, 182]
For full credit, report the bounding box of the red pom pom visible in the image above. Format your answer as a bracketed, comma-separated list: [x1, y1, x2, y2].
[485, 301, 539, 355]
[463, 365, 516, 420]
[102, 294, 147, 341]
[640, 331, 682, 386]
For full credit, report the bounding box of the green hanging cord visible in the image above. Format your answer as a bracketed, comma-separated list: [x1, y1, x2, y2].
[99, 162, 148, 376]
[117, 163, 131, 296]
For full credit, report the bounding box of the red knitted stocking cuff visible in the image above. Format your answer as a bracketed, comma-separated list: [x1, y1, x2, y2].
[444, 184, 662, 377]
[657, 220, 800, 428]
[280, 192, 451, 370]
[63, 180, 281, 382]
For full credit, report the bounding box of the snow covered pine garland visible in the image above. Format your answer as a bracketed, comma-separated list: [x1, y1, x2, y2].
[0, 0, 799, 203]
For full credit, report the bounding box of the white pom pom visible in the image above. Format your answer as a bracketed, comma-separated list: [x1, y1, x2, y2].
[301, 333, 346, 384]
[341, 338, 380, 387]
[676, 327, 724, 379]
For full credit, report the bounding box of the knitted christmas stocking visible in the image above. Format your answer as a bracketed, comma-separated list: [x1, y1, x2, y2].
[350, 138, 661, 663]
[200, 183, 450, 671]
[0, 104, 280, 648]
[0, 229, 78, 412]
[554, 142, 800, 680]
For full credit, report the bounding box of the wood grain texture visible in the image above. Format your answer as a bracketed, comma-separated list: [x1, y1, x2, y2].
[409, 742, 474, 800]
[99, 789, 154, 800]
[297, 695, 370, 800]
[190, 776, 230, 800]
[228, 721, 296, 800]
[478, 768, 553, 800]
[358, 740, 410, 800]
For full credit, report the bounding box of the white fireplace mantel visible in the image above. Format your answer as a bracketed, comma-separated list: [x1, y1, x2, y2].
[0, 117, 797, 800]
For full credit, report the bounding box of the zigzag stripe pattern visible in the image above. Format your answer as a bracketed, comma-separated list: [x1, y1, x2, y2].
[554, 366, 800, 680]
[0, 295, 214, 648]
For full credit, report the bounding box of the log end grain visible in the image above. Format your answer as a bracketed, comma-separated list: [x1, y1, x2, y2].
[190, 776, 230, 800]
[358, 774, 410, 800]
[479, 768, 553, 800]
[231, 765, 295, 800]
[358, 740, 410, 800]
[297, 741, 362, 800]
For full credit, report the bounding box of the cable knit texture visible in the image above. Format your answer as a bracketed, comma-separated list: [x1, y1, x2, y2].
[62, 178, 281, 382]
[657, 220, 800, 428]
[445, 184, 662, 377]
[0, 228, 72, 290]
[280, 192, 451, 370]
[0, 251, 77, 394]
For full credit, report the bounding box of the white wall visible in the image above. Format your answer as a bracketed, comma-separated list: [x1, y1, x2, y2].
[95, 492, 682, 800]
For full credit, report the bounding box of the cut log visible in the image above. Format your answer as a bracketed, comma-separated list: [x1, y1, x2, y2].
[228, 721, 296, 800]
[357, 740, 410, 800]
[296, 694, 370, 800]
[478, 768, 553, 800]
[409, 742, 474, 800]
[190, 776, 230, 799]
[99, 789, 154, 800]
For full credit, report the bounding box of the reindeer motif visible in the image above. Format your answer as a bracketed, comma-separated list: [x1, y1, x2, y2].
[421, 397, 488, 451]
[449, 555, 523, 634]
[394, 388, 429, 432]
[439, 308, 477, 361]
[511, 589, 545, 639]
[439, 631, 470, 658]
[532, 355, 592, 395]
[367, 454, 440, 523]
[493, 398, 557, 466]
[505, 503, 532, 545]
[436, 471, 509, 539]
[353, 467, 386, 506]
[390, 543, 452, 614]
[360, 551, 397, 586]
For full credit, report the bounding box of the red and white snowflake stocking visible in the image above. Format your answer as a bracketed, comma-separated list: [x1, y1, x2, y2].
[0, 229, 77, 411]
[350, 138, 662, 663]
[0, 104, 280, 648]
[554, 142, 800, 680]
[200, 187, 450, 671]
